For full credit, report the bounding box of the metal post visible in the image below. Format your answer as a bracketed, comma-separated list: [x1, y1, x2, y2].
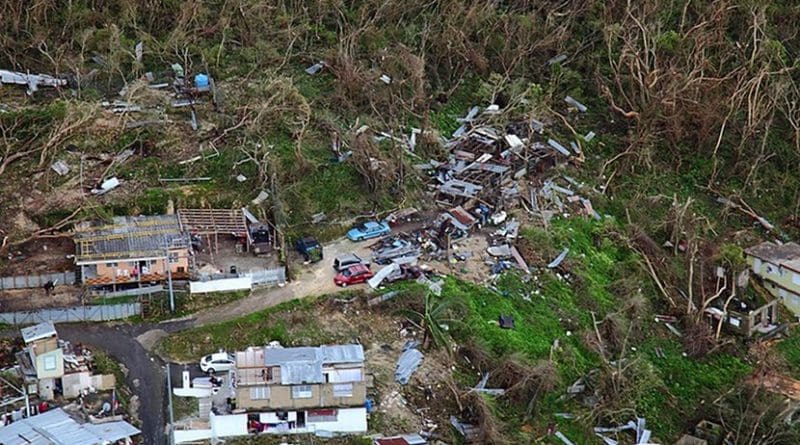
[166, 251, 175, 313]
[166, 363, 175, 445]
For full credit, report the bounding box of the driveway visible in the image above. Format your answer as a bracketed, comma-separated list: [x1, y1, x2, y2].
[190, 236, 374, 326]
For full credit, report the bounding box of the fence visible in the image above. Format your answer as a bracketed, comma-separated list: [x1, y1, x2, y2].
[0, 271, 76, 290]
[245, 267, 286, 287]
[0, 303, 141, 325]
[193, 267, 286, 290]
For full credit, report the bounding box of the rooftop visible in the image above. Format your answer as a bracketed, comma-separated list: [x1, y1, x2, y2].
[177, 208, 248, 236]
[20, 321, 57, 343]
[745, 241, 800, 263]
[74, 215, 190, 263]
[0, 408, 140, 445]
[258, 344, 364, 385]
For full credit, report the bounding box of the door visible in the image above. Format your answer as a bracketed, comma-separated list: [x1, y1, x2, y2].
[296, 411, 306, 428]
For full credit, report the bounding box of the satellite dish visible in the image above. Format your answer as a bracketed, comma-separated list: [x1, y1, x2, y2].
[102, 402, 111, 413]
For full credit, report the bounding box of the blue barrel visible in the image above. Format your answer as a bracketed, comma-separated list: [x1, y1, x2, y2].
[194, 73, 209, 89]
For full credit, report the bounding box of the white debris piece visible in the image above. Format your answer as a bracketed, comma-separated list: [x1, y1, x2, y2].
[50, 160, 70, 176]
[135, 42, 144, 62]
[504, 134, 524, 150]
[548, 248, 569, 268]
[305, 61, 325, 75]
[1, 69, 67, 95]
[547, 54, 568, 65]
[252, 190, 269, 205]
[584, 131, 596, 142]
[91, 177, 120, 195]
[236, 174, 247, 183]
[379, 74, 392, 84]
[547, 139, 571, 156]
[564, 96, 588, 112]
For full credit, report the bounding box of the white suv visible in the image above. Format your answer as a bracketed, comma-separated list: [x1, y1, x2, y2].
[199, 352, 235, 374]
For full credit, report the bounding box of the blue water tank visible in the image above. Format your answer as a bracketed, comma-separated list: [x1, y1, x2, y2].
[194, 73, 209, 89]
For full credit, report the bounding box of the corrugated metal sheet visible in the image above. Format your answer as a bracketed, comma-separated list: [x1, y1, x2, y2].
[75, 215, 188, 262]
[0, 408, 139, 445]
[395, 344, 423, 385]
[0, 271, 76, 290]
[0, 303, 140, 325]
[20, 321, 57, 343]
[264, 345, 364, 385]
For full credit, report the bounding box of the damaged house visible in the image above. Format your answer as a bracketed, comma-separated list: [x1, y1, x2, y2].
[16, 322, 115, 400]
[73, 215, 192, 287]
[234, 344, 368, 432]
[745, 241, 800, 316]
[173, 343, 367, 443]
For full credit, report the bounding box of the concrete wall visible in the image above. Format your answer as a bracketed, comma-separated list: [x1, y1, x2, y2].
[189, 277, 252, 294]
[237, 382, 367, 410]
[746, 255, 800, 315]
[34, 349, 64, 380]
[94, 248, 190, 280]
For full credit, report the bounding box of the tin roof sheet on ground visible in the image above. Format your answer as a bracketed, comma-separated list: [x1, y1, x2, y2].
[74, 215, 189, 263]
[21, 321, 57, 343]
[0, 408, 140, 445]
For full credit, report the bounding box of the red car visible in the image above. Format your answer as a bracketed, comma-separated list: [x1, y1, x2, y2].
[334, 264, 374, 287]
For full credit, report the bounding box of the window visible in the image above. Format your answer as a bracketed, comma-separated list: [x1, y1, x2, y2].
[307, 409, 337, 423]
[291, 385, 313, 399]
[169, 253, 179, 264]
[43, 355, 57, 371]
[333, 383, 353, 397]
[108, 262, 118, 268]
[793, 273, 800, 286]
[249, 387, 270, 400]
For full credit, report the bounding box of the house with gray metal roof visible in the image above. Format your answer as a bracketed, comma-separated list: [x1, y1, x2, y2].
[205, 343, 370, 437]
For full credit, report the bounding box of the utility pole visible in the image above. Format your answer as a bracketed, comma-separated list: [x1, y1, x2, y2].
[166, 363, 175, 445]
[165, 247, 175, 313]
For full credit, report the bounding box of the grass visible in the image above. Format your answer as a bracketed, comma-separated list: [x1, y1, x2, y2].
[158, 296, 333, 361]
[778, 327, 800, 379]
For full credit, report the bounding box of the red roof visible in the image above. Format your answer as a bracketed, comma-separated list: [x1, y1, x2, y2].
[375, 439, 411, 445]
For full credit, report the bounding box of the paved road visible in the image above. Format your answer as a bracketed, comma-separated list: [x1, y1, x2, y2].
[56, 321, 192, 445]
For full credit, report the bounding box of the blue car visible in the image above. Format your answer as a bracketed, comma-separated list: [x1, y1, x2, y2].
[347, 221, 391, 241]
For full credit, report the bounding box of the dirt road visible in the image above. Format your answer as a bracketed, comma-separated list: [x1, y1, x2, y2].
[191, 236, 373, 326]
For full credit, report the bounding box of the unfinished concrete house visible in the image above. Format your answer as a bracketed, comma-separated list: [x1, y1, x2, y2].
[0, 407, 139, 444]
[73, 215, 191, 287]
[745, 241, 800, 316]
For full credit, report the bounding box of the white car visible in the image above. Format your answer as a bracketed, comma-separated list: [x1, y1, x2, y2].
[199, 352, 235, 374]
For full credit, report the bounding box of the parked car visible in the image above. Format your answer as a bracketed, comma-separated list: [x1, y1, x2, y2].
[199, 352, 235, 374]
[385, 265, 423, 283]
[334, 264, 374, 287]
[347, 221, 391, 241]
[333, 253, 368, 272]
[295, 236, 323, 263]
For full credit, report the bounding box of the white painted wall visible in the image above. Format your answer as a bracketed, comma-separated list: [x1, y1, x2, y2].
[189, 277, 252, 294]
